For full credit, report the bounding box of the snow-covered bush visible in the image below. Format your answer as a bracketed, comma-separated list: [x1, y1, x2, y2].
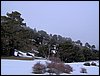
[32, 62, 46, 74]
[91, 62, 97, 66]
[83, 62, 90, 66]
[80, 68, 87, 73]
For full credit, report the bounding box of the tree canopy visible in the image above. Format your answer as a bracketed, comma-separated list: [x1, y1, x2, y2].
[1, 11, 99, 62]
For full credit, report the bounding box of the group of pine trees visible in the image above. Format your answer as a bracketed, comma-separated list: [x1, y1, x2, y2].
[1, 11, 99, 62]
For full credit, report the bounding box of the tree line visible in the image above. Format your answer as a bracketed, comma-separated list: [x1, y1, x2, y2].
[1, 11, 99, 62]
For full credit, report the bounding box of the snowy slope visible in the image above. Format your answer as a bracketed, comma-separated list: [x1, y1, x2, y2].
[1, 59, 99, 75]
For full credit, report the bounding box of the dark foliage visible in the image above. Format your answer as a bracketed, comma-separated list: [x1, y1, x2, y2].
[91, 62, 97, 66]
[1, 11, 99, 62]
[83, 62, 90, 66]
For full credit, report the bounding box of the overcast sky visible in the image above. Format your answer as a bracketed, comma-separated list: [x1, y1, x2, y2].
[1, 1, 99, 49]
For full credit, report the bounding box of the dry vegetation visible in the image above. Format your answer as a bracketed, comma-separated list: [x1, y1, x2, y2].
[1, 56, 34, 60]
[32, 62, 46, 74]
[32, 57, 73, 75]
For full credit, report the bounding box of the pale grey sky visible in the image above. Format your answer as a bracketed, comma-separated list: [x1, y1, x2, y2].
[1, 1, 99, 49]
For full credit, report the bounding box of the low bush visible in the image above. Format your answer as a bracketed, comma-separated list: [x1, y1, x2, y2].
[64, 64, 73, 73]
[80, 68, 87, 73]
[91, 62, 97, 66]
[54, 63, 66, 74]
[32, 62, 46, 74]
[83, 62, 90, 66]
[46, 62, 61, 75]
[46, 62, 73, 75]
[32, 57, 73, 75]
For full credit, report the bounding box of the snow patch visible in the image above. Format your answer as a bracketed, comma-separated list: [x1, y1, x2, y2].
[1, 59, 99, 75]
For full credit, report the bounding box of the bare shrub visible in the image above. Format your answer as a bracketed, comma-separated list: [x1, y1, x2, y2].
[83, 62, 90, 66]
[64, 64, 73, 73]
[49, 57, 61, 63]
[80, 68, 87, 73]
[32, 62, 46, 74]
[91, 62, 97, 66]
[54, 63, 65, 74]
[46, 62, 58, 75]
[46, 62, 73, 75]
[47, 62, 56, 68]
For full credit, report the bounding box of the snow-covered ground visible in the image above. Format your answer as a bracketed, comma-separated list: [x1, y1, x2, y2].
[1, 59, 99, 75]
